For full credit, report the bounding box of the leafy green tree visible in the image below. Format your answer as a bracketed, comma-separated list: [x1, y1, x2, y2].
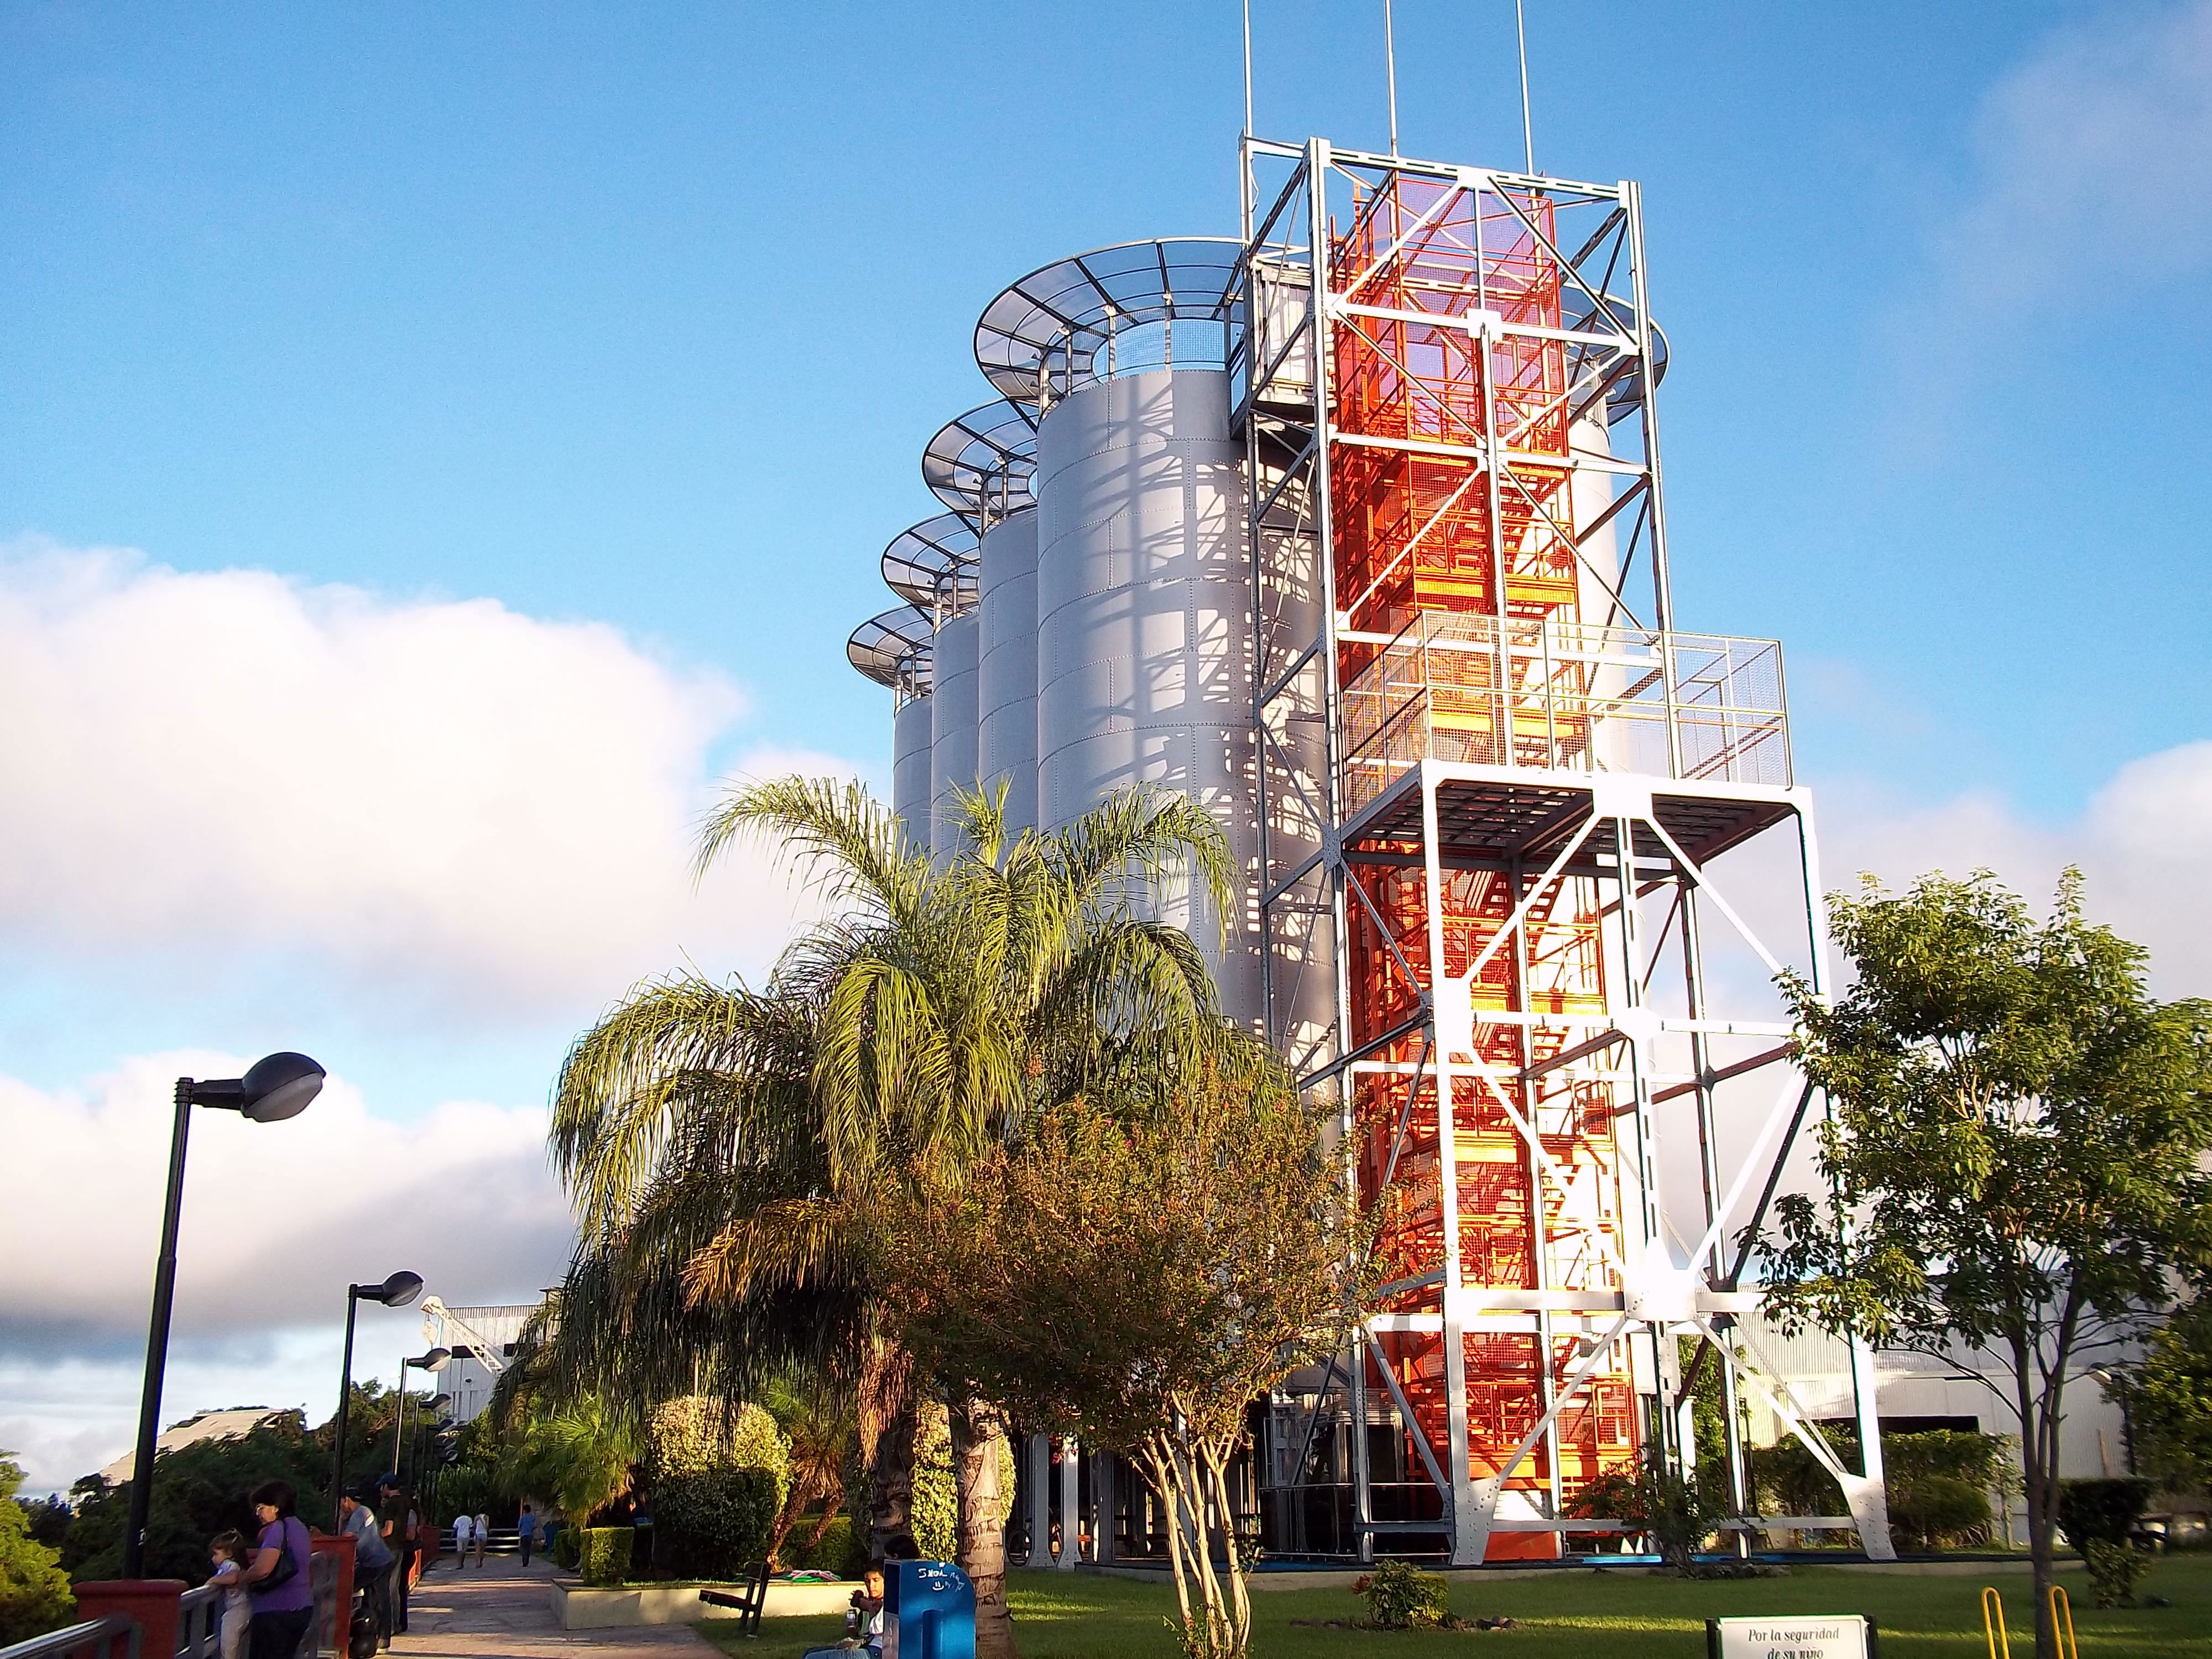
[890, 1058, 1375, 1659]
[754, 1373, 857, 1568]
[61, 1422, 326, 1583]
[0, 1458, 75, 1644]
[1760, 871, 2212, 1659]
[16, 1495, 70, 1551]
[496, 1394, 640, 1524]
[2125, 1297, 2212, 1490]
[547, 778, 1237, 1659]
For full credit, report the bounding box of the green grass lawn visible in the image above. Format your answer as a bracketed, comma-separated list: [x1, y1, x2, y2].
[698, 1556, 2212, 1657]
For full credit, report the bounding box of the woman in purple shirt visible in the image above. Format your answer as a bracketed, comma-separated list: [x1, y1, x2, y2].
[234, 1479, 315, 1659]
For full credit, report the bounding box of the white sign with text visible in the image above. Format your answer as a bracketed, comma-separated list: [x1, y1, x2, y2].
[1709, 1614, 1871, 1659]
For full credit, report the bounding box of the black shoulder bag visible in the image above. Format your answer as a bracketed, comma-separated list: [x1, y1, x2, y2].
[250, 1517, 303, 1597]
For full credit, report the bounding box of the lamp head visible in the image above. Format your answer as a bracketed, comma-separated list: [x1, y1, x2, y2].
[365, 1271, 424, 1308]
[240, 1052, 324, 1122]
[426, 1393, 451, 1411]
[406, 1347, 452, 1373]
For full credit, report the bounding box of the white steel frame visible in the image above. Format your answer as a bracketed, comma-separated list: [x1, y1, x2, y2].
[1230, 135, 1895, 1565]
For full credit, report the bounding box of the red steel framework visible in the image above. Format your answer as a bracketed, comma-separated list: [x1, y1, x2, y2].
[1333, 169, 1639, 1561]
[1235, 137, 1898, 1565]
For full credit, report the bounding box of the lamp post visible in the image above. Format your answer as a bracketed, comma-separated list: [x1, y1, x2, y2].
[410, 1397, 450, 1493]
[124, 1052, 325, 1578]
[329, 1274, 425, 1527]
[393, 1351, 451, 1485]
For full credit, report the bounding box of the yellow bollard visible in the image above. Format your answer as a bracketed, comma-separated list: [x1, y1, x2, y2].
[2050, 1584, 2079, 1659]
[1981, 1586, 2011, 1659]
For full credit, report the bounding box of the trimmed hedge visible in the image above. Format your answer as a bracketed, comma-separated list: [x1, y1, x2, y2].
[653, 1466, 779, 1580]
[580, 1526, 633, 1587]
[793, 1514, 867, 1580]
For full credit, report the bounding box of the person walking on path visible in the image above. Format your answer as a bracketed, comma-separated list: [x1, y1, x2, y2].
[236, 1479, 315, 1659]
[341, 1491, 395, 1649]
[515, 1505, 536, 1568]
[471, 1512, 489, 1568]
[451, 1510, 473, 1567]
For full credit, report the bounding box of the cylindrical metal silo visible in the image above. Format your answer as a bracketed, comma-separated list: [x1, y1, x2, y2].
[975, 507, 1040, 838]
[848, 606, 937, 854]
[892, 681, 934, 853]
[1032, 364, 1261, 1027]
[929, 608, 982, 861]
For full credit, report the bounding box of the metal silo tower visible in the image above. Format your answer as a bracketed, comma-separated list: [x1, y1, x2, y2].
[840, 132, 1893, 1569]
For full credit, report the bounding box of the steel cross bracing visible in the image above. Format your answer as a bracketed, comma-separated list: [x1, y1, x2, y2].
[1230, 135, 1895, 1564]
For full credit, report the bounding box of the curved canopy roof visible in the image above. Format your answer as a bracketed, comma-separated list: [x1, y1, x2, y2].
[921, 400, 1039, 522]
[974, 237, 1244, 405]
[1560, 287, 1670, 424]
[847, 605, 935, 690]
[879, 513, 981, 613]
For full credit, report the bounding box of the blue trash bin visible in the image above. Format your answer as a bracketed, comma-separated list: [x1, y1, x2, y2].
[885, 1560, 974, 1659]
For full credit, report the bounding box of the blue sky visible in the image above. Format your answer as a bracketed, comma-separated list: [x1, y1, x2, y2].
[10, 1, 2205, 801]
[2, 0, 2209, 1491]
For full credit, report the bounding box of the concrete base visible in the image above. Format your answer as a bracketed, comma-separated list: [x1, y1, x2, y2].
[551, 1578, 857, 1629]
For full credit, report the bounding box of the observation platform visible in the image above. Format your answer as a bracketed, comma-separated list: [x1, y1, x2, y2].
[1335, 612, 1799, 873]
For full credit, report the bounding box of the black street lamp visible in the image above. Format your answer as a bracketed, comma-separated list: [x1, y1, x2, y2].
[124, 1052, 325, 1578]
[329, 1274, 426, 1527]
[392, 1351, 451, 1483]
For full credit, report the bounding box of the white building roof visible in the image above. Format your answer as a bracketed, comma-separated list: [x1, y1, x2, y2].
[96, 1407, 293, 1487]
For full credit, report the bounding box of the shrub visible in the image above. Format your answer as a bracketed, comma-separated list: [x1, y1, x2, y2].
[910, 1404, 957, 1563]
[580, 1526, 633, 1588]
[551, 1525, 581, 1571]
[2057, 1478, 2152, 1552]
[653, 1467, 779, 1579]
[2083, 1538, 2148, 1609]
[1890, 1474, 1993, 1552]
[1352, 1558, 1451, 1629]
[794, 1515, 865, 1579]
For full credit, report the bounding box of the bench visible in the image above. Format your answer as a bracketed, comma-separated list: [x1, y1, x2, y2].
[699, 1559, 774, 1639]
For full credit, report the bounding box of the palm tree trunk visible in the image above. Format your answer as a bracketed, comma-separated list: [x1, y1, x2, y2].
[868, 1389, 920, 1560]
[801, 1501, 844, 1553]
[951, 1397, 1018, 1659]
[861, 1343, 919, 1561]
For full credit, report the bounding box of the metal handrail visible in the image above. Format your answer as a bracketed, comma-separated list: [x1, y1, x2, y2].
[1336, 609, 1791, 816]
[174, 1588, 220, 1659]
[0, 1547, 336, 1659]
[0, 1616, 139, 1659]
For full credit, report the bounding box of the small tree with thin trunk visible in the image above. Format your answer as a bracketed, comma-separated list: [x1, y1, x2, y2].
[893, 1055, 1378, 1659]
[1760, 871, 2212, 1659]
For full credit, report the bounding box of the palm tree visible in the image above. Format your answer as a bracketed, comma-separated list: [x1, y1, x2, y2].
[549, 778, 1238, 1659]
[545, 979, 918, 1547]
[757, 1370, 858, 1567]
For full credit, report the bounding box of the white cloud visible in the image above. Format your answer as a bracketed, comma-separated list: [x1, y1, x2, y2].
[0, 1050, 582, 1492]
[0, 540, 864, 1023]
[1938, 0, 2212, 320]
[0, 1051, 571, 1347]
[1820, 738, 2212, 998]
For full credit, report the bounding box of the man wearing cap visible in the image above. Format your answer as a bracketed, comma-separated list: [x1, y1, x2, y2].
[375, 1479, 416, 1636]
[340, 1491, 395, 1650]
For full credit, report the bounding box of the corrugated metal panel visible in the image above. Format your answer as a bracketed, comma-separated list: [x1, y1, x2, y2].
[976, 508, 1040, 837]
[893, 691, 933, 854]
[929, 611, 982, 861]
[1033, 366, 1260, 1026]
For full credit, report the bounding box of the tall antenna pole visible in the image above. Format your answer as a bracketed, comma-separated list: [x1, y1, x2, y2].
[1384, 0, 1400, 155]
[1242, 0, 1254, 137]
[1515, 0, 1535, 173]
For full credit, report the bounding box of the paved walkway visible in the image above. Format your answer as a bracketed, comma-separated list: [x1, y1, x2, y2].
[394, 1558, 714, 1659]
